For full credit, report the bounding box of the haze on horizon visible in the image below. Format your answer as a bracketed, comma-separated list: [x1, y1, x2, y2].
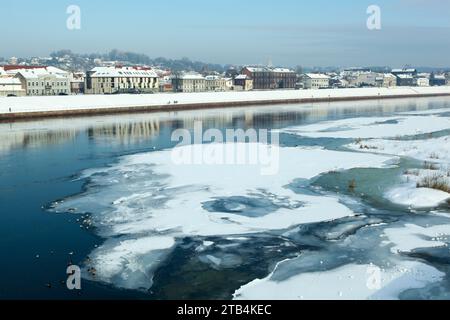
[1, 0, 450, 67]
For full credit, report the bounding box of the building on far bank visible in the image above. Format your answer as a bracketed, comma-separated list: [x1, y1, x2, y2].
[396, 74, 415, 86]
[392, 68, 417, 86]
[241, 67, 297, 90]
[85, 66, 159, 94]
[391, 68, 417, 76]
[415, 77, 430, 87]
[8, 57, 18, 65]
[431, 74, 447, 86]
[352, 72, 379, 87]
[302, 73, 330, 89]
[172, 73, 206, 93]
[12, 66, 71, 96]
[205, 75, 229, 92]
[158, 75, 174, 92]
[233, 74, 254, 91]
[0, 77, 26, 96]
[380, 74, 397, 88]
[224, 78, 234, 91]
[70, 72, 85, 94]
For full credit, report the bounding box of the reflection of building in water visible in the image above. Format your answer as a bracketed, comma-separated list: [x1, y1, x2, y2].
[0, 130, 77, 154]
[88, 120, 161, 142]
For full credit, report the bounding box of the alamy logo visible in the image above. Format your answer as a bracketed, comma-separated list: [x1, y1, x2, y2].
[66, 265, 81, 290]
[171, 121, 280, 176]
[66, 5, 81, 30]
[367, 5, 381, 30]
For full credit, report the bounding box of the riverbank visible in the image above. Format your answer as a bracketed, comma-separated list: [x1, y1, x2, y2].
[1, 86, 450, 120]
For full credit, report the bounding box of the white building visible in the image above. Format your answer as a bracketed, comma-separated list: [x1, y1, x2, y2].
[85, 66, 159, 94]
[70, 72, 85, 94]
[14, 66, 71, 96]
[381, 74, 397, 88]
[205, 75, 229, 92]
[303, 73, 330, 89]
[0, 77, 26, 96]
[415, 77, 430, 87]
[172, 73, 206, 93]
[224, 78, 234, 91]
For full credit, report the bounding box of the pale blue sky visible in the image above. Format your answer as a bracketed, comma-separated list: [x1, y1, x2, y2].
[2, 0, 450, 67]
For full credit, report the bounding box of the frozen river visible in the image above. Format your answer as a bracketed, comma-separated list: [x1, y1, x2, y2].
[1, 97, 450, 299]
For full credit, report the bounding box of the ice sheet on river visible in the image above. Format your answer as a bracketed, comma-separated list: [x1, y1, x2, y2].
[234, 260, 444, 300]
[282, 115, 450, 139]
[51, 143, 394, 290]
[384, 223, 450, 254]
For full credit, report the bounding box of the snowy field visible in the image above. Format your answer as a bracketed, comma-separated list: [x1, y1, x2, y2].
[1, 86, 450, 115]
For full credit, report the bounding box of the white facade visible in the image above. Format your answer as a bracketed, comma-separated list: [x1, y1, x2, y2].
[15, 67, 71, 96]
[382, 74, 397, 88]
[205, 75, 229, 92]
[303, 74, 330, 89]
[85, 67, 159, 94]
[0, 77, 26, 96]
[415, 78, 430, 87]
[172, 74, 206, 93]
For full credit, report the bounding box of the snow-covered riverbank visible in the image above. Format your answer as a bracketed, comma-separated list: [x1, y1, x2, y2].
[1, 86, 450, 119]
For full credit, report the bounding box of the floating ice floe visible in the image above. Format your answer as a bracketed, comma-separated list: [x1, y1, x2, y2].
[233, 260, 444, 300]
[383, 223, 450, 254]
[283, 116, 450, 139]
[89, 236, 176, 290]
[348, 136, 450, 164]
[385, 185, 450, 209]
[51, 143, 395, 290]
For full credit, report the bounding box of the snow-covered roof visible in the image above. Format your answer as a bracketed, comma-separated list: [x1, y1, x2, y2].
[235, 74, 250, 80]
[16, 67, 69, 80]
[45, 66, 69, 75]
[392, 68, 416, 73]
[177, 73, 205, 80]
[304, 73, 330, 79]
[396, 74, 414, 79]
[205, 75, 222, 81]
[417, 73, 431, 78]
[272, 68, 295, 73]
[433, 74, 446, 80]
[90, 67, 158, 78]
[0, 77, 21, 85]
[244, 66, 295, 73]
